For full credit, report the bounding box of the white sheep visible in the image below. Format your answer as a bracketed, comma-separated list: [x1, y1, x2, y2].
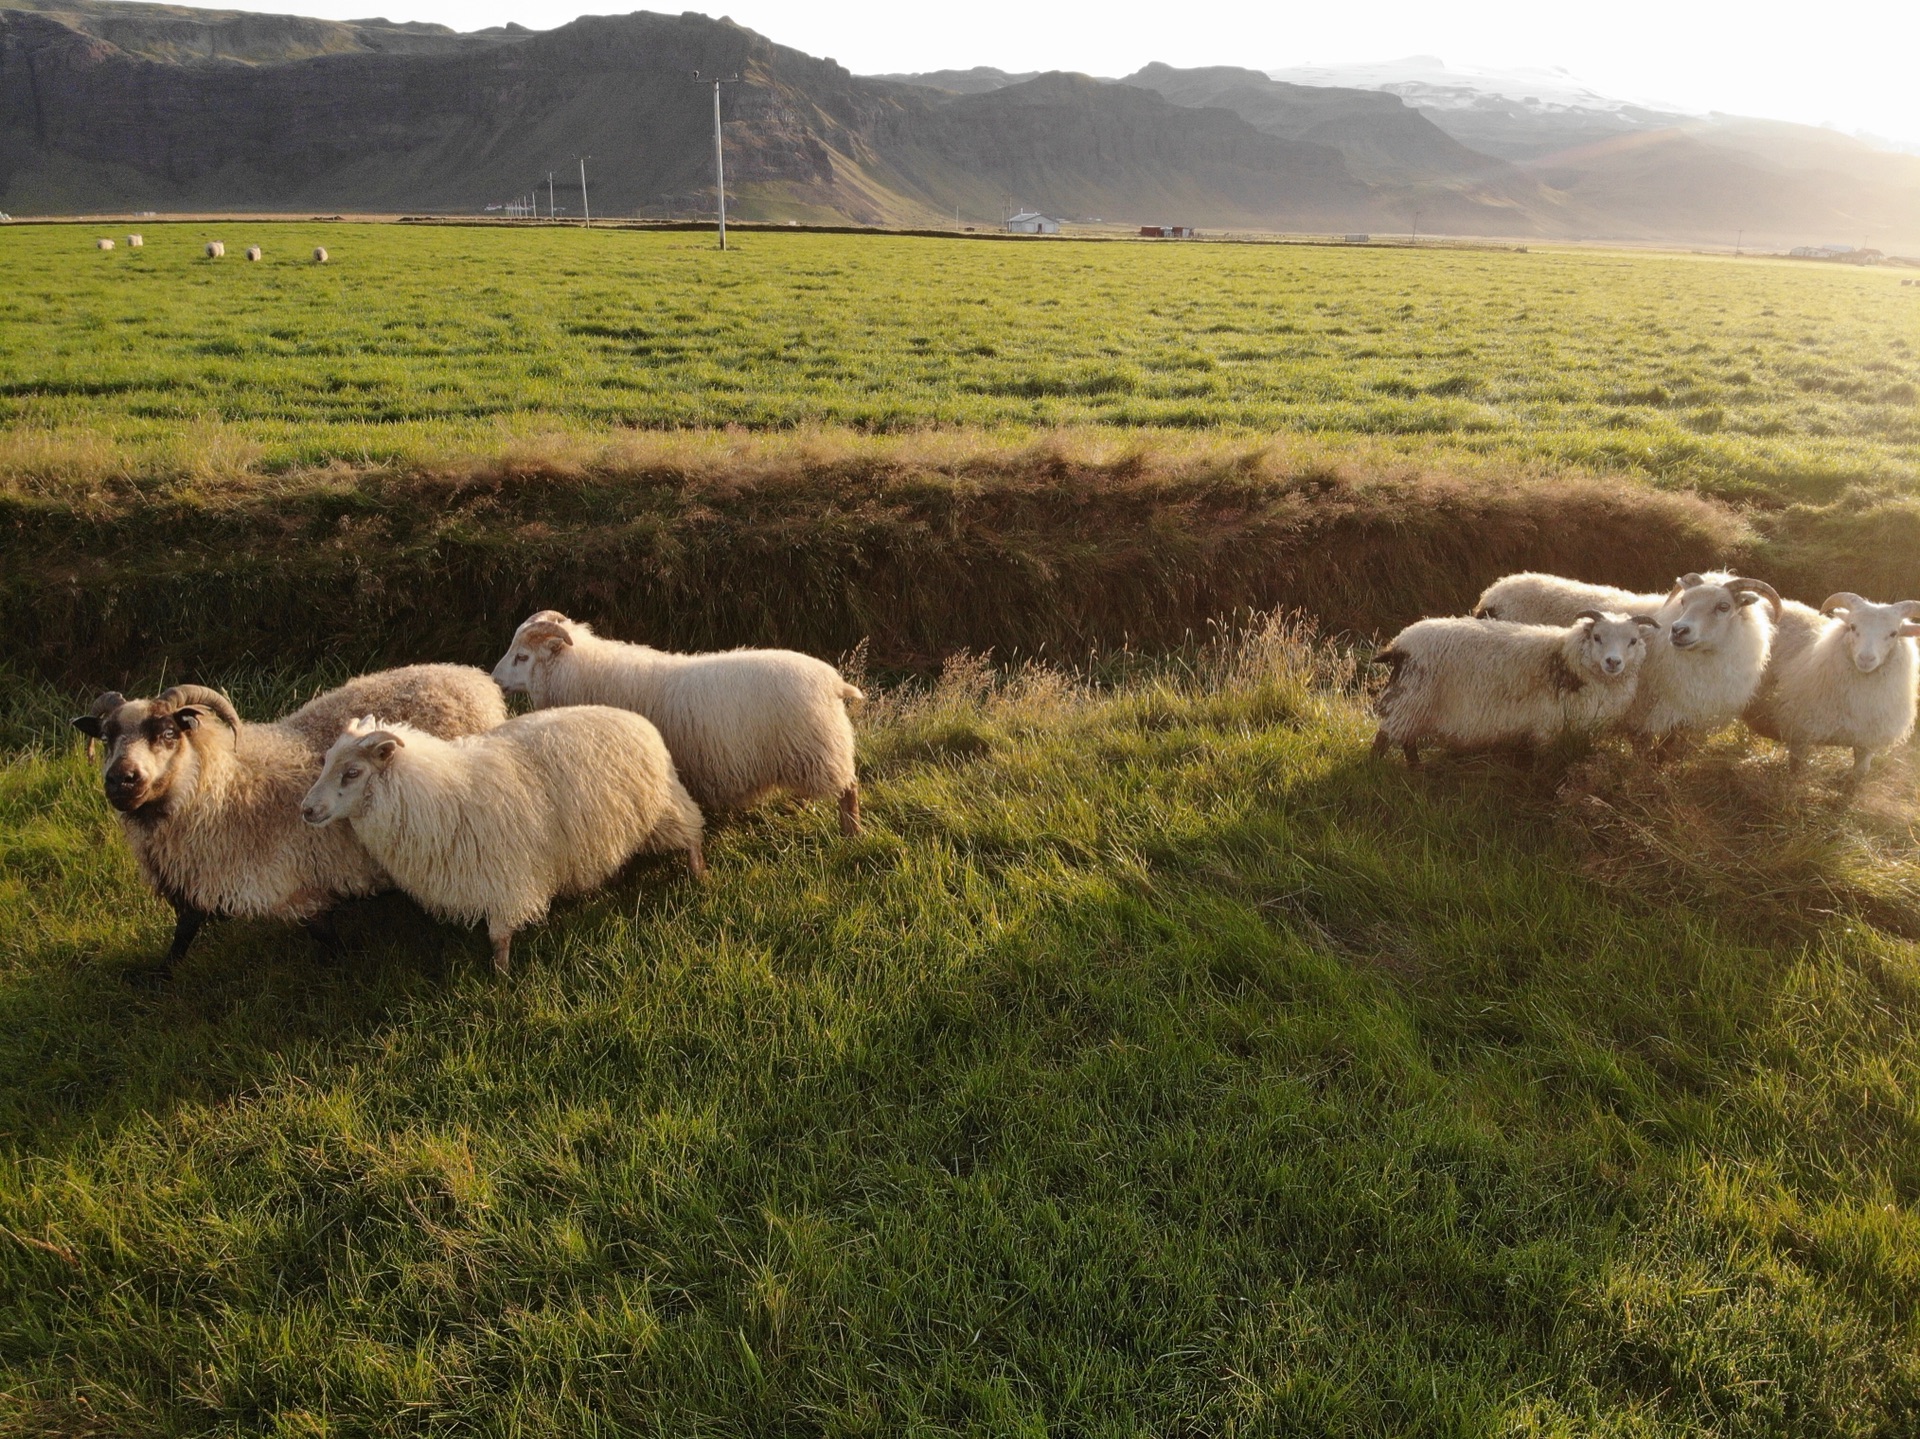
[245, 245, 262, 262]
[1372, 610, 1658, 763]
[95, 238, 114, 250]
[492, 611, 865, 834]
[127, 234, 142, 248]
[1473, 570, 1780, 744]
[73, 666, 506, 970]
[205, 241, 225, 258]
[1745, 592, 1920, 786]
[302, 707, 706, 975]
[312, 246, 329, 263]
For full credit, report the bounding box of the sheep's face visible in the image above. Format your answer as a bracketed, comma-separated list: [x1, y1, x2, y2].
[1662, 574, 1779, 652]
[491, 613, 574, 698]
[1823, 596, 1920, 674]
[1575, 612, 1659, 680]
[71, 696, 212, 814]
[302, 718, 401, 826]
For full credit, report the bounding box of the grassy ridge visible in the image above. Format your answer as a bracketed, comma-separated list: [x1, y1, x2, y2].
[4, 631, 1920, 1433]
[2, 224, 1916, 497]
[6, 431, 1758, 683]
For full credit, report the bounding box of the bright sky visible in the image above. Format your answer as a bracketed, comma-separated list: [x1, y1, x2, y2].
[223, 1, 1920, 144]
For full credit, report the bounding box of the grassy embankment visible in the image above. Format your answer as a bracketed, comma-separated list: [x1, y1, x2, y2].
[6, 623, 1920, 1433]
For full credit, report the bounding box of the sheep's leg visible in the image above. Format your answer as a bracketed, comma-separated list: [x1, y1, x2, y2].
[687, 841, 708, 882]
[1848, 748, 1875, 787]
[1371, 729, 1391, 760]
[1787, 746, 1809, 777]
[489, 925, 514, 976]
[839, 781, 862, 837]
[166, 902, 208, 967]
[1402, 741, 1420, 767]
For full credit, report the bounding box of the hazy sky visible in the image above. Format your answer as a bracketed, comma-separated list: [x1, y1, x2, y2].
[226, 0, 1920, 143]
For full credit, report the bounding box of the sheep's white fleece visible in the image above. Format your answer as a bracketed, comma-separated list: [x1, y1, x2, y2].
[499, 616, 861, 811]
[327, 706, 703, 941]
[1375, 613, 1648, 752]
[1746, 599, 1919, 760]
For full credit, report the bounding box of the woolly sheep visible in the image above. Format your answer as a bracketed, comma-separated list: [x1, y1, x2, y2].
[302, 707, 706, 975]
[1372, 610, 1658, 764]
[1745, 592, 1920, 786]
[95, 238, 114, 250]
[245, 245, 262, 261]
[312, 246, 328, 263]
[205, 241, 225, 258]
[492, 611, 865, 835]
[1473, 570, 1781, 743]
[72, 665, 506, 969]
[127, 234, 142, 248]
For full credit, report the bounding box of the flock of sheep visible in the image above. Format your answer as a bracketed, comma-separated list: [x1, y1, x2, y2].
[94, 235, 329, 262]
[1375, 570, 1920, 781]
[70, 573, 1919, 977]
[74, 613, 862, 975]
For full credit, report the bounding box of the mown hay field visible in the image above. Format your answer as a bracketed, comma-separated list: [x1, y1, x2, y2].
[2, 222, 1917, 499]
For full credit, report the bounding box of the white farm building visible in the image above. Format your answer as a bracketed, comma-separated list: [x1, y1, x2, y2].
[1005, 211, 1061, 234]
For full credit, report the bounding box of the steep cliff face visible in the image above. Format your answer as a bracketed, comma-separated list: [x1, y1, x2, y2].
[0, 6, 1379, 225]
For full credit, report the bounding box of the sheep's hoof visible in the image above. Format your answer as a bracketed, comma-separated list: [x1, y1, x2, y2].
[839, 783, 862, 837]
[687, 844, 709, 882]
[1402, 743, 1421, 767]
[490, 935, 512, 975]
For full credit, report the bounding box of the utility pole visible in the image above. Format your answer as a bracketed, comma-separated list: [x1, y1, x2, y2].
[578, 156, 592, 227]
[1736, 228, 1743, 257]
[549, 172, 555, 220]
[692, 73, 742, 249]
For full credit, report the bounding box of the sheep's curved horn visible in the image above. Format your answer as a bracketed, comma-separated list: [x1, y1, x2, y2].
[90, 690, 127, 718]
[1821, 592, 1867, 617]
[1725, 577, 1782, 620]
[521, 620, 573, 648]
[524, 609, 568, 627]
[1573, 609, 1607, 625]
[156, 684, 242, 730]
[1630, 614, 1661, 629]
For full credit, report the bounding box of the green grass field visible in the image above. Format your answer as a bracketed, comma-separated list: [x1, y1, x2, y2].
[2, 223, 1916, 499]
[6, 632, 1920, 1434]
[7, 223, 1920, 1434]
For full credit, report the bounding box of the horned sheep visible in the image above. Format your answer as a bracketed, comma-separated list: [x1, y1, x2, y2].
[72, 665, 506, 969]
[1372, 610, 1658, 763]
[302, 707, 706, 975]
[1473, 570, 1780, 744]
[491, 611, 865, 834]
[1744, 592, 1920, 786]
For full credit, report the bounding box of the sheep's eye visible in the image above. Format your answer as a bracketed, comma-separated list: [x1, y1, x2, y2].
[342, 765, 362, 782]
[1716, 602, 1730, 614]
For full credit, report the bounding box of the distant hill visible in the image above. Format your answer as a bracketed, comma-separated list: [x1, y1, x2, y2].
[3, 3, 1918, 249]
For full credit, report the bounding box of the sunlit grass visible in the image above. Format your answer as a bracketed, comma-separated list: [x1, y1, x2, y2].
[1, 224, 1916, 499]
[3, 628, 1920, 1433]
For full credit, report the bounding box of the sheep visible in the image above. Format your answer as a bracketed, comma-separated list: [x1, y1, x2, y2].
[71, 665, 506, 970]
[1372, 610, 1659, 764]
[1473, 570, 1781, 745]
[302, 707, 706, 975]
[205, 241, 225, 258]
[127, 234, 142, 248]
[312, 246, 328, 263]
[95, 238, 114, 250]
[1744, 592, 1920, 786]
[245, 245, 262, 262]
[491, 611, 865, 835]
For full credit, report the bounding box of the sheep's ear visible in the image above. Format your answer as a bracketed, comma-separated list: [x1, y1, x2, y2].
[363, 735, 402, 765]
[1665, 582, 1686, 604]
[70, 715, 104, 738]
[173, 705, 206, 731]
[1736, 592, 1761, 608]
